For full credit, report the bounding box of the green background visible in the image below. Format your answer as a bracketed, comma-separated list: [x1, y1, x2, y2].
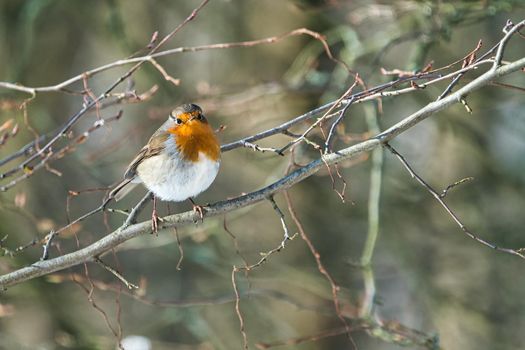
[0, 1, 524, 349]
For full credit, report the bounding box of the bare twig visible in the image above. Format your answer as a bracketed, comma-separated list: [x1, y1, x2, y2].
[40, 231, 58, 261]
[172, 228, 184, 271]
[0, 28, 339, 95]
[255, 317, 438, 349]
[49, 273, 324, 311]
[1, 48, 524, 290]
[268, 196, 292, 247]
[323, 157, 347, 202]
[0, 55, 498, 189]
[95, 258, 138, 290]
[385, 143, 525, 259]
[278, 80, 358, 154]
[241, 141, 284, 156]
[80, 263, 120, 341]
[1, 26, 508, 183]
[493, 20, 525, 68]
[0, 0, 212, 188]
[437, 19, 524, 100]
[235, 197, 298, 272]
[436, 39, 484, 100]
[0, 108, 122, 192]
[223, 215, 250, 269]
[0, 85, 157, 169]
[440, 177, 474, 198]
[232, 267, 249, 350]
[284, 191, 354, 345]
[148, 58, 180, 86]
[324, 96, 355, 153]
[16, 190, 151, 257]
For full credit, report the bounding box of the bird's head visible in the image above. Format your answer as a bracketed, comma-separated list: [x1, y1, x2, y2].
[166, 103, 220, 161]
[168, 103, 208, 128]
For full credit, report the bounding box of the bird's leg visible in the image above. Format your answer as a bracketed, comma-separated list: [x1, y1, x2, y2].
[189, 198, 205, 222]
[151, 195, 160, 233]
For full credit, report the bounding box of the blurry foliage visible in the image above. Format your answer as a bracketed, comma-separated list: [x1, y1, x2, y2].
[0, 1, 524, 350]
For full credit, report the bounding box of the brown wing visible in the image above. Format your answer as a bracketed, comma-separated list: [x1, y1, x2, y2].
[123, 129, 169, 179]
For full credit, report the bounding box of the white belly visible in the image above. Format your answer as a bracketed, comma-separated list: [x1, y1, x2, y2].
[136, 152, 220, 202]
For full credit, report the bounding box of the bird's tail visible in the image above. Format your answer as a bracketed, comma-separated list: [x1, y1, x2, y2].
[107, 178, 139, 203]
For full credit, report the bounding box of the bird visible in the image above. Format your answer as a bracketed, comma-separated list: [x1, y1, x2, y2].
[108, 103, 221, 231]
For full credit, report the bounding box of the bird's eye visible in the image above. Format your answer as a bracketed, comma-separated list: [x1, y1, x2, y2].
[175, 118, 183, 125]
[196, 113, 203, 120]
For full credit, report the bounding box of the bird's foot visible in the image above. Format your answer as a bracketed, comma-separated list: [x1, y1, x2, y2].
[189, 198, 205, 222]
[192, 204, 205, 222]
[151, 210, 164, 234]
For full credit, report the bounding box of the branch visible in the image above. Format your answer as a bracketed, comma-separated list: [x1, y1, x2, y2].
[385, 143, 525, 259]
[0, 57, 495, 187]
[0, 0, 211, 187]
[1, 54, 524, 290]
[376, 57, 525, 141]
[0, 28, 339, 95]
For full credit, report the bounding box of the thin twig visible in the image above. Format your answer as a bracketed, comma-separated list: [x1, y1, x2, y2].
[268, 196, 292, 247]
[223, 215, 250, 269]
[385, 143, 525, 259]
[0, 0, 211, 187]
[324, 96, 356, 153]
[40, 231, 58, 261]
[232, 267, 249, 350]
[1, 54, 524, 289]
[0, 28, 339, 95]
[0, 56, 496, 188]
[234, 197, 297, 271]
[82, 262, 120, 339]
[437, 19, 524, 100]
[49, 272, 324, 311]
[440, 177, 474, 198]
[172, 228, 184, 271]
[493, 20, 525, 69]
[436, 39, 484, 100]
[94, 257, 138, 290]
[278, 79, 358, 154]
[0, 85, 157, 169]
[0, 110, 123, 192]
[148, 58, 180, 86]
[283, 191, 355, 346]
[241, 141, 284, 156]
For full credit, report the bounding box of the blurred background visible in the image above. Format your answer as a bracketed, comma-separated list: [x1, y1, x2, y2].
[0, 1, 524, 349]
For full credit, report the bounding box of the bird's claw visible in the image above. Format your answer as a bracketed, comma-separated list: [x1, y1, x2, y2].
[151, 210, 164, 234]
[192, 204, 205, 222]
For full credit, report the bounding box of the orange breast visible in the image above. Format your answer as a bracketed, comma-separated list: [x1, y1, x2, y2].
[168, 123, 220, 162]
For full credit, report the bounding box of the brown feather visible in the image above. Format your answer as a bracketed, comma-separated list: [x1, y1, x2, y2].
[124, 130, 168, 179]
[110, 129, 169, 201]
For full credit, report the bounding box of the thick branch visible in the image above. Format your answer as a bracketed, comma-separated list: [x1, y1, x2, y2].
[1, 55, 524, 290]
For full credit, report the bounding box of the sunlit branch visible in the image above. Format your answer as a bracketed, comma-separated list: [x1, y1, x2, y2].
[1, 51, 523, 289]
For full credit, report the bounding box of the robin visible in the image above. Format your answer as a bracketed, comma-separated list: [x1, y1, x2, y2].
[109, 103, 221, 231]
